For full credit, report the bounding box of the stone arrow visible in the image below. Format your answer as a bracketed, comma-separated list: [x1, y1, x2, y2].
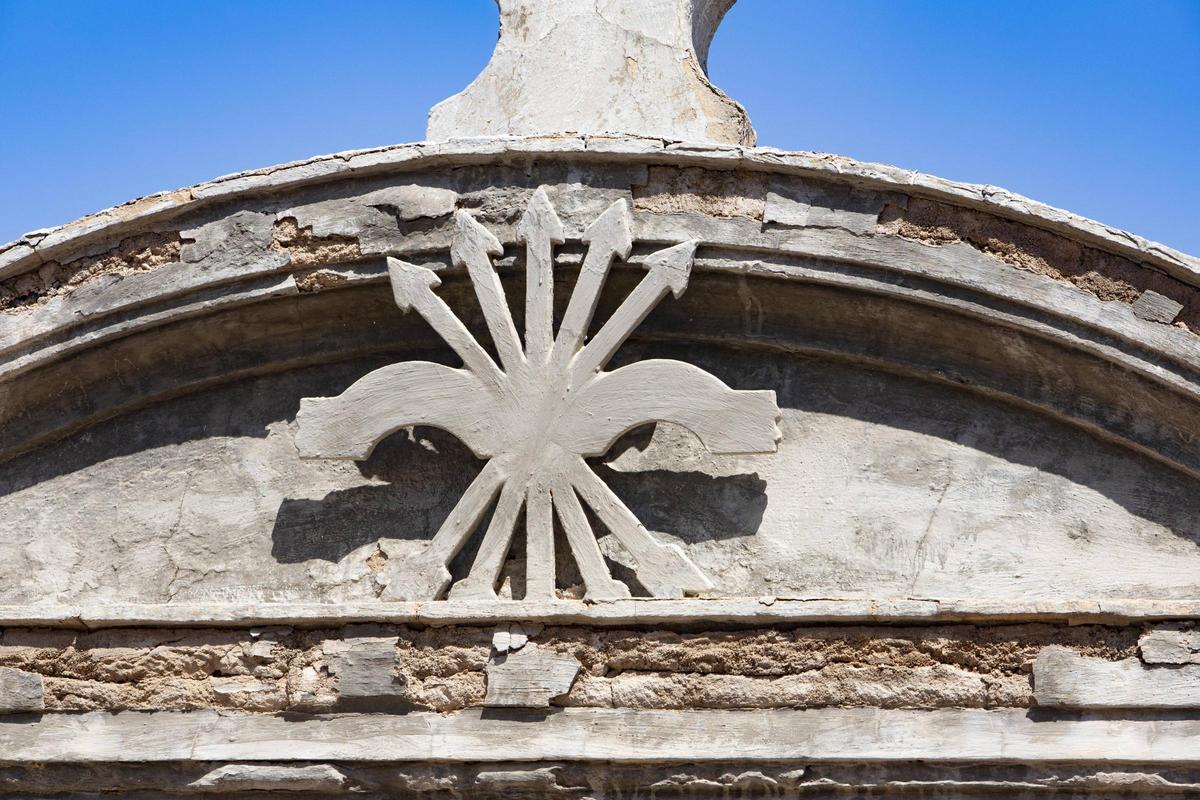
[568, 458, 712, 598]
[518, 187, 565, 365]
[379, 456, 511, 601]
[569, 239, 697, 384]
[452, 210, 526, 376]
[387, 257, 504, 390]
[549, 198, 633, 375]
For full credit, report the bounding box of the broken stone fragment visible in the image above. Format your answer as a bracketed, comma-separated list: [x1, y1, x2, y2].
[1033, 646, 1200, 708]
[1140, 629, 1200, 665]
[484, 643, 582, 708]
[492, 622, 543, 655]
[0, 667, 44, 714]
[1131, 289, 1184, 324]
[764, 176, 901, 234]
[324, 637, 405, 702]
[474, 767, 563, 792]
[189, 764, 348, 792]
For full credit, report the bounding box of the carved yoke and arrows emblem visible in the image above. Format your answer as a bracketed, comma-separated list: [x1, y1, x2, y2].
[297, 188, 780, 601]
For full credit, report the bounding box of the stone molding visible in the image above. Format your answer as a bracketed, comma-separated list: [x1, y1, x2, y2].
[3, 136, 1196, 287]
[2, 707, 1199, 764]
[2, 597, 1198, 630]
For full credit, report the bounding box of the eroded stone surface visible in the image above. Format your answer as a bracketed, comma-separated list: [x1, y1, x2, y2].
[0, 665, 44, 713]
[879, 195, 1200, 332]
[4, 760, 1200, 797]
[324, 634, 405, 703]
[1034, 646, 1200, 708]
[0, 623, 1136, 714]
[0, 231, 181, 312]
[189, 764, 348, 792]
[427, 1, 754, 144]
[1139, 628, 1200, 665]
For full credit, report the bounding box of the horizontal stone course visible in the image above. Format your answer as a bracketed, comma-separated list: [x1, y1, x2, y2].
[0, 623, 1135, 715]
[2, 707, 1199, 764]
[3, 137, 1195, 290]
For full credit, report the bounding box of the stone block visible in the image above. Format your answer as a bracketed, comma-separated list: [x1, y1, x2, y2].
[1140, 629, 1200, 665]
[1131, 290, 1183, 323]
[190, 764, 348, 792]
[0, 667, 44, 714]
[324, 637, 405, 701]
[484, 643, 581, 707]
[1034, 646, 1200, 708]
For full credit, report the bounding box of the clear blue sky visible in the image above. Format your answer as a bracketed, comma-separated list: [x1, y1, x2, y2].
[2, 1, 1198, 253]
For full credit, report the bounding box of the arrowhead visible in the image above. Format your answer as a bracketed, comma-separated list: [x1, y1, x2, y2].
[643, 240, 696, 298]
[517, 187, 565, 245]
[387, 257, 440, 311]
[451, 209, 504, 267]
[582, 198, 633, 260]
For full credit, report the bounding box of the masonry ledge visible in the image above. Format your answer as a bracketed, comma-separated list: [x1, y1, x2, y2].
[1, 597, 1198, 630]
[3, 135, 1196, 287]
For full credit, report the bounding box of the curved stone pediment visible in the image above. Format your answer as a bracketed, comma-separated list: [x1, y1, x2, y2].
[0, 138, 1197, 626]
[3, 0, 1200, 785]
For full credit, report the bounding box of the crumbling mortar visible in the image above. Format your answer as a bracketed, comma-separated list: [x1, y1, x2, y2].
[0, 622, 1140, 715]
[270, 217, 362, 270]
[0, 231, 182, 313]
[879, 197, 1200, 334]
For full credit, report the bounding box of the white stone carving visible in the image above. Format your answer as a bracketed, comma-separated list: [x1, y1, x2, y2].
[297, 188, 780, 601]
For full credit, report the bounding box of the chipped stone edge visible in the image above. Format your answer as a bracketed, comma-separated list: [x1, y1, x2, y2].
[1, 597, 1198, 630]
[2, 136, 1196, 287]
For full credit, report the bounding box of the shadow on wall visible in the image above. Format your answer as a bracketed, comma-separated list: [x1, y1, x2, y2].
[1, 304, 1196, 585]
[620, 339, 1200, 552]
[269, 424, 768, 566]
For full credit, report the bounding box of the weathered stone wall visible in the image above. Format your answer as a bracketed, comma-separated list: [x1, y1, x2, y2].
[1, 138, 1197, 797]
[0, 622, 1144, 714]
[0, 156, 1196, 610]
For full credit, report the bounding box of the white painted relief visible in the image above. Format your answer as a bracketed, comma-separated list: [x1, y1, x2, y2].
[296, 188, 782, 601]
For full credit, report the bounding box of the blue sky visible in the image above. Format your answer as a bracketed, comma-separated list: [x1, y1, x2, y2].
[1, 1, 1198, 253]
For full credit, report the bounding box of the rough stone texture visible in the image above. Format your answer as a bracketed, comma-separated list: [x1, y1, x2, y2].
[485, 642, 582, 707]
[323, 635, 405, 704]
[765, 174, 903, 234]
[2, 137, 1194, 290]
[0, 624, 1137, 714]
[1, 761, 1198, 798]
[5, 707, 1200, 765]
[1034, 646, 1200, 708]
[271, 217, 360, 267]
[189, 763, 348, 791]
[879, 195, 1200, 332]
[1140, 628, 1200, 664]
[0, 665, 44, 713]
[1132, 288, 1184, 323]
[0, 762, 1198, 798]
[0, 230, 180, 312]
[633, 167, 766, 219]
[427, 1, 754, 145]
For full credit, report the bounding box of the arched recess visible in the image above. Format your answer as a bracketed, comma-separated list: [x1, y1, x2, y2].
[0, 137, 1197, 618]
